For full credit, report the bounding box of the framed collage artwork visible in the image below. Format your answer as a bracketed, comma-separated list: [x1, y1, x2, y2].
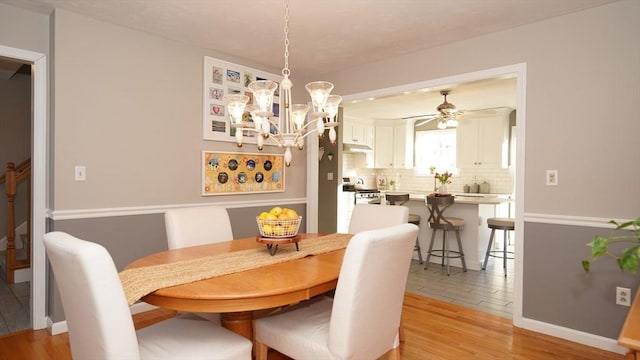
[202, 151, 285, 195]
[202, 56, 282, 144]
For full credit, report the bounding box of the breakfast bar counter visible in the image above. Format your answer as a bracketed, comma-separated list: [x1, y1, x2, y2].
[382, 191, 513, 271]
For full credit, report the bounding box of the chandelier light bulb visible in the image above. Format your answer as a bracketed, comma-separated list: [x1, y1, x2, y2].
[291, 104, 310, 128]
[306, 81, 334, 116]
[223, 94, 249, 124]
[437, 120, 447, 130]
[324, 95, 342, 121]
[249, 81, 278, 115]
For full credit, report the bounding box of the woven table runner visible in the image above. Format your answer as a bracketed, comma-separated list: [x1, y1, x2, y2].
[120, 233, 351, 306]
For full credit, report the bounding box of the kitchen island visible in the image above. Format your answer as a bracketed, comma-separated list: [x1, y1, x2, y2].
[383, 191, 513, 271]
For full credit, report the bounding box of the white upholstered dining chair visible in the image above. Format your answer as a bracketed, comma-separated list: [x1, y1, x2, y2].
[165, 205, 234, 249]
[253, 223, 419, 360]
[347, 204, 409, 234]
[43, 231, 252, 360]
[164, 205, 234, 322]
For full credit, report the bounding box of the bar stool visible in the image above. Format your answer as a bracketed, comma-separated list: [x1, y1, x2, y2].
[385, 193, 423, 263]
[424, 194, 466, 275]
[482, 217, 515, 277]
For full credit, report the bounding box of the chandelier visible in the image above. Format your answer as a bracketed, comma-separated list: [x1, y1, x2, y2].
[223, 0, 341, 166]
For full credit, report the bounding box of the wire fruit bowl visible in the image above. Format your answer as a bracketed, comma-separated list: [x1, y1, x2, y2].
[256, 216, 302, 238]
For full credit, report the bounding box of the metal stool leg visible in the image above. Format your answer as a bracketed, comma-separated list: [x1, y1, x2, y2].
[455, 229, 467, 272]
[482, 228, 496, 270]
[424, 228, 437, 269]
[415, 238, 423, 264]
[443, 230, 449, 275]
[502, 229, 508, 277]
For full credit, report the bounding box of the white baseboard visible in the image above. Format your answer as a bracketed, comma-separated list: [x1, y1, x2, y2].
[47, 302, 159, 335]
[520, 317, 627, 355]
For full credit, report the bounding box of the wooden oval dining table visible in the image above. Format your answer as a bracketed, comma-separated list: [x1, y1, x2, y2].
[124, 233, 347, 340]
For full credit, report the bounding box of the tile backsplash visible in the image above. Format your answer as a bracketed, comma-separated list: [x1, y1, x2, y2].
[344, 153, 514, 194]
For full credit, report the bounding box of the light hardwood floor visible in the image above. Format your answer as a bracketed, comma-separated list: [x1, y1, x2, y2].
[0, 293, 623, 359]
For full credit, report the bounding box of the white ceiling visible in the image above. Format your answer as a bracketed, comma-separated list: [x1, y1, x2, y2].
[1, 0, 619, 75]
[0, 0, 620, 119]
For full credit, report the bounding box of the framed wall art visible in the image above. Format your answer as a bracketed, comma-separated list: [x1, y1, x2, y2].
[203, 56, 282, 144]
[202, 151, 285, 195]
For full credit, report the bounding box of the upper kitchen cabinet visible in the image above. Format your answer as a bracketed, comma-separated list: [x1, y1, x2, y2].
[456, 109, 510, 169]
[374, 120, 413, 169]
[343, 119, 373, 148]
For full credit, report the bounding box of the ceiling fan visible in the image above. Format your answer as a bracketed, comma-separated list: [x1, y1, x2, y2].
[409, 89, 500, 128]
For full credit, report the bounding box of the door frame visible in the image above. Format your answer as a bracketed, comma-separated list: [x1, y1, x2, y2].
[0, 45, 48, 330]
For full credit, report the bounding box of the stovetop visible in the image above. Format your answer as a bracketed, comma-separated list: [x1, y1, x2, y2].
[355, 188, 380, 194]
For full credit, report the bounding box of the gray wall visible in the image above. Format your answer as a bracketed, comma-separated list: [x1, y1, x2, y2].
[317, 109, 341, 233]
[321, 0, 640, 340]
[524, 222, 639, 337]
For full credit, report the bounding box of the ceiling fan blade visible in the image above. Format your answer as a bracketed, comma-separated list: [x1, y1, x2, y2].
[415, 117, 439, 127]
[462, 106, 512, 115]
[402, 113, 438, 120]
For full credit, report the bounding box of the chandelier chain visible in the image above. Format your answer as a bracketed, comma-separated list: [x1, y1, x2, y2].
[282, 0, 290, 77]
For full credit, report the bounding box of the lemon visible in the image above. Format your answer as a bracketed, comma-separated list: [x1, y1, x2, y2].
[286, 209, 298, 219]
[258, 212, 269, 219]
[273, 225, 285, 236]
[265, 213, 277, 220]
[269, 206, 283, 217]
[261, 224, 273, 235]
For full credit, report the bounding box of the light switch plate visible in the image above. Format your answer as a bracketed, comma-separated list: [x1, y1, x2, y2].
[75, 166, 86, 181]
[327, 172, 334, 181]
[546, 170, 558, 186]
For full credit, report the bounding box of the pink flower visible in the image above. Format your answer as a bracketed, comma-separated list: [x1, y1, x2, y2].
[435, 172, 452, 185]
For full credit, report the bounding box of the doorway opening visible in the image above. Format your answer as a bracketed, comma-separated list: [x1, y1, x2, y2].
[330, 63, 527, 324]
[0, 45, 48, 332]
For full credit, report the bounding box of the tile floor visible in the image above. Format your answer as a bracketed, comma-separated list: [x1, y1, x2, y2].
[405, 256, 514, 319]
[0, 273, 30, 336]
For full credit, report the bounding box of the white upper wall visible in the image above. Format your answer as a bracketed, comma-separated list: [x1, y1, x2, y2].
[323, 0, 640, 219]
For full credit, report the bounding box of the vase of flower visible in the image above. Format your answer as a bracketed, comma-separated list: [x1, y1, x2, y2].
[435, 171, 452, 195]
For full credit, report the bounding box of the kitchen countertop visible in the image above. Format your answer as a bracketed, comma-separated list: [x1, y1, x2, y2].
[381, 190, 514, 205]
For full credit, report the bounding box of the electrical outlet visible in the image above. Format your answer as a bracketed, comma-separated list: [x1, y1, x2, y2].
[616, 286, 631, 306]
[546, 170, 558, 186]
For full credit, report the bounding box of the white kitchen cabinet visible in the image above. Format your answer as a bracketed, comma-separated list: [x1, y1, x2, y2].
[393, 122, 412, 168]
[373, 121, 413, 169]
[456, 113, 509, 169]
[343, 121, 373, 147]
[374, 125, 394, 168]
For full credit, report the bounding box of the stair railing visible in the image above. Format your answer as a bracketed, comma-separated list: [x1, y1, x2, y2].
[1, 158, 31, 283]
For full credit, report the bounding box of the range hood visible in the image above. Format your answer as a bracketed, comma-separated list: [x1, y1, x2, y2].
[343, 143, 373, 153]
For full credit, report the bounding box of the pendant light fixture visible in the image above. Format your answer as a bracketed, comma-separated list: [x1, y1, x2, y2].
[223, 0, 341, 166]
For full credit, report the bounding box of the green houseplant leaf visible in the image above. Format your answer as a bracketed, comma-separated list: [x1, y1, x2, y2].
[583, 217, 640, 275]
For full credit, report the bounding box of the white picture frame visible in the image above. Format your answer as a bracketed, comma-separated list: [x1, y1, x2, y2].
[202, 56, 282, 144]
